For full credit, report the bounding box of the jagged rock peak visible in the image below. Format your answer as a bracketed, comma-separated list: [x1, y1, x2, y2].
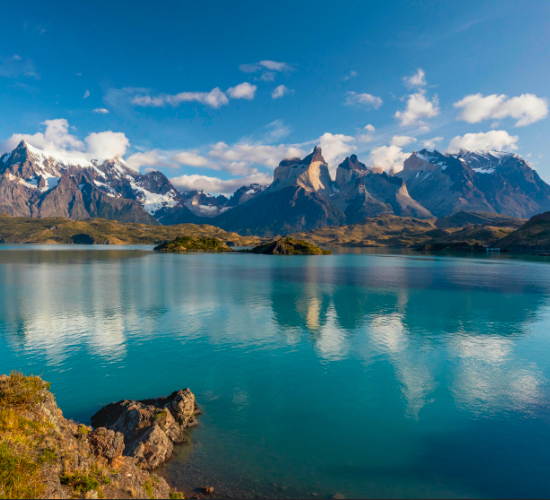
[339, 154, 367, 171]
[302, 146, 326, 164]
[278, 146, 326, 168]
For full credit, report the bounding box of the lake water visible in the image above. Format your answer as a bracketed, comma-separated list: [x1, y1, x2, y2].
[1, 246, 550, 498]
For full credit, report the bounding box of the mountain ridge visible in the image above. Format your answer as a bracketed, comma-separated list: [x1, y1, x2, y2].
[1, 141, 550, 235]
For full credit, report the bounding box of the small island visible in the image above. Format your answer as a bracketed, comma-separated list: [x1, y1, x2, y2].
[246, 237, 332, 255]
[154, 236, 233, 253]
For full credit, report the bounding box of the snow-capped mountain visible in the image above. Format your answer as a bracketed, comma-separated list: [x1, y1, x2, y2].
[396, 149, 550, 218]
[1, 140, 549, 233]
[0, 141, 183, 223]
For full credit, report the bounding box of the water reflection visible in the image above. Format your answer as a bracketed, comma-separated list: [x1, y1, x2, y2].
[0, 249, 549, 413]
[1, 248, 550, 498]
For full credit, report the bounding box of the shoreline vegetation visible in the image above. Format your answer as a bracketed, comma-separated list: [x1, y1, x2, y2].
[0, 371, 206, 500]
[0, 211, 549, 253]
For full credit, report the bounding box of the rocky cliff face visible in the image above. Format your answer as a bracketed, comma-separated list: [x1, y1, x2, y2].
[0, 141, 177, 224]
[270, 146, 333, 196]
[214, 148, 433, 235]
[396, 149, 550, 218]
[332, 154, 433, 222]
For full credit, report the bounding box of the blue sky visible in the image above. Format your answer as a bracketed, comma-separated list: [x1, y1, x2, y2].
[1, 0, 550, 193]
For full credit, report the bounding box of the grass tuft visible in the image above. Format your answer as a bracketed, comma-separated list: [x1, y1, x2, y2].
[59, 471, 100, 493]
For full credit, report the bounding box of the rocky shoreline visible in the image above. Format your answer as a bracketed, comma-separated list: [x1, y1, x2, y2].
[0, 372, 213, 499]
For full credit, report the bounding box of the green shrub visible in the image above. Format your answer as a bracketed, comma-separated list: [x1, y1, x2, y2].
[59, 471, 100, 493]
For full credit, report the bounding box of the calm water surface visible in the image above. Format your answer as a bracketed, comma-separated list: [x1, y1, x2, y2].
[1, 245, 550, 498]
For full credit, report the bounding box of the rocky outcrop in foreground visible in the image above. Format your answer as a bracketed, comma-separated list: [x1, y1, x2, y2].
[91, 389, 201, 469]
[0, 371, 196, 499]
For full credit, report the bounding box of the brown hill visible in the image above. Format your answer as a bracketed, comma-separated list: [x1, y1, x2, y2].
[289, 215, 438, 247]
[0, 214, 265, 246]
[496, 211, 550, 251]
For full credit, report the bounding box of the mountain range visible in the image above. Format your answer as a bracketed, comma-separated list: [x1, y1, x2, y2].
[1, 140, 550, 235]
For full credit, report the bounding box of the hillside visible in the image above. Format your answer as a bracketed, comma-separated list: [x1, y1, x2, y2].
[289, 215, 438, 247]
[416, 226, 516, 251]
[0, 214, 265, 246]
[435, 211, 525, 229]
[496, 211, 550, 251]
[290, 213, 521, 249]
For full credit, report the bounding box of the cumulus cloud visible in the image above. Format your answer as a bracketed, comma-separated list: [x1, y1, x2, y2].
[271, 85, 292, 99]
[227, 82, 257, 100]
[132, 87, 229, 109]
[423, 137, 443, 149]
[318, 133, 356, 167]
[403, 68, 427, 88]
[3, 118, 132, 167]
[85, 132, 129, 159]
[126, 150, 166, 170]
[208, 141, 304, 169]
[345, 92, 383, 109]
[83, 90, 90, 99]
[454, 93, 548, 127]
[172, 151, 210, 167]
[395, 91, 439, 126]
[391, 135, 416, 147]
[170, 172, 272, 195]
[239, 60, 292, 73]
[93, 108, 109, 114]
[447, 130, 519, 153]
[369, 145, 410, 174]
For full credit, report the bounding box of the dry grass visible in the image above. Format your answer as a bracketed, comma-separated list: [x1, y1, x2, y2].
[0, 371, 53, 499]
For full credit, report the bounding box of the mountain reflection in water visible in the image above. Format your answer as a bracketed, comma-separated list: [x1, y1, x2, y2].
[1, 246, 550, 498]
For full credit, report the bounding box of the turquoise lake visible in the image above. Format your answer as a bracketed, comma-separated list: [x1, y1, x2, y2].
[1, 246, 550, 498]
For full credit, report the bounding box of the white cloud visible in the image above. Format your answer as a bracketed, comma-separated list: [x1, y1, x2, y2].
[423, 136, 443, 149]
[170, 172, 272, 195]
[208, 141, 304, 168]
[345, 92, 383, 109]
[318, 133, 356, 167]
[126, 150, 165, 170]
[447, 130, 519, 153]
[395, 91, 439, 126]
[84, 132, 129, 159]
[454, 93, 548, 127]
[391, 135, 416, 147]
[227, 82, 257, 100]
[369, 145, 410, 174]
[83, 90, 90, 99]
[93, 108, 109, 114]
[132, 87, 229, 109]
[239, 60, 293, 73]
[2, 118, 132, 167]
[172, 151, 210, 167]
[357, 124, 376, 143]
[271, 85, 292, 99]
[403, 68, 427, 88]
